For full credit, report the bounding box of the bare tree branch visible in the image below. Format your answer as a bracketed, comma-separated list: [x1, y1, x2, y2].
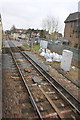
[42, 16, 60, 34]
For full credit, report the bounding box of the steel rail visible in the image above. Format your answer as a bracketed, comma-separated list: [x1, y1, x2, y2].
[6, 40, 80, 88]
[7, 42, 63, 119]
[8, 41, 80, 115]
[8, 41, 63, 120]
[9, 43, 80, 88]
[39, 85, 64, 118]
[9, 47, 44, 120]
[19, 50, 80, 115]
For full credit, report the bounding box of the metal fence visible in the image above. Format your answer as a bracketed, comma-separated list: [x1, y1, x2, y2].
[48, 43, 80, 62]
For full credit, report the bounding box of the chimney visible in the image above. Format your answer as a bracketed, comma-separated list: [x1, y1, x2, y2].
[78, 1, 80, 12]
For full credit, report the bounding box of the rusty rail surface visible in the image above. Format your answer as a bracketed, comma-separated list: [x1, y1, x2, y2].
[19, 49, 80, 114]
[8, 41, 80, 119]
[8, 47, 44, 120]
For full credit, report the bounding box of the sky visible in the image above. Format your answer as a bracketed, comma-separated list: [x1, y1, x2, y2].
[0, 0, 79, 34]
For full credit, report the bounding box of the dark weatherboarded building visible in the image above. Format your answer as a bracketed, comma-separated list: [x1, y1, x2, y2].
[64, 12, 80, 48]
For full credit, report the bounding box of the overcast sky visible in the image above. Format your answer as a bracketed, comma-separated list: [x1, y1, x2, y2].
[0, 0, 79, 34]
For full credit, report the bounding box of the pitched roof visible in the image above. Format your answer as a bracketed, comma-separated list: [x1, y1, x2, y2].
[11, 29, 27, 34]
[64, 12, 80, 23]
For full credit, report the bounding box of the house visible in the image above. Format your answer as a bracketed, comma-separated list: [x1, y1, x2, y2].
[11, 28, 27, 40]
[64, 12, 80, 48]
[0, 14, 3, 51]
[31, 31, 40, 38]
[54, 32, 62, 40]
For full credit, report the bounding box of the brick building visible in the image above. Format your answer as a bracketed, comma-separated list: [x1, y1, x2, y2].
[64, 12, 80, 48]
[31, 31, 40, 38]
[11, 28, 27, 40]
[0, 14, 3, 51]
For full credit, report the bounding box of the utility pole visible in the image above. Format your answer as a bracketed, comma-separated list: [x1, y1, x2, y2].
[31, 37, 35, 50]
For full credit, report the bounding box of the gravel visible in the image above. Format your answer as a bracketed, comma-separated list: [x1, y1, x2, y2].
[24, 50, 79, 99]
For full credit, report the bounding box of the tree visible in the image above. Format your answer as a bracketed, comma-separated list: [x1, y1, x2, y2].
[40, 30, 46, 38]
[10, 25, 16, 31]
[42, 16, 60, 34]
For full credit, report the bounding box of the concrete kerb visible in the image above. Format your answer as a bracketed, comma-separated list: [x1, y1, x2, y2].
[0, 49, 2, 120]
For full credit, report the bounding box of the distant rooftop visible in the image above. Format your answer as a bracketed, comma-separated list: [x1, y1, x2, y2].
[11, 28, 27, 34]
[64, 12, 80, 23]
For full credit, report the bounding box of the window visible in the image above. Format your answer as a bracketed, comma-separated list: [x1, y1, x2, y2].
[75, 32, 80, 38]
[71, 22, 73, 27]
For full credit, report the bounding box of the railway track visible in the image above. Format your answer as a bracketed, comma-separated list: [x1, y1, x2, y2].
[3, 40, 80, 119]
[2, 47, 39, 118]
[22, 51, 80, 111]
